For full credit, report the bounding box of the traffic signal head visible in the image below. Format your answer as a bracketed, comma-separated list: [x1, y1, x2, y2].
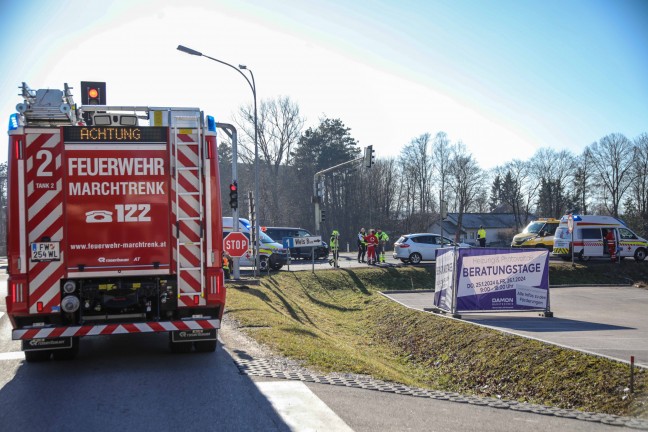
[81, 81, 106, 105]
[320, 209, 326, 222]
[229, 182, 239, 209]
[364, 145, 375, 168]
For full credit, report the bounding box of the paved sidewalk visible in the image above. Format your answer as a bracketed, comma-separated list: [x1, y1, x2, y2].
[383, 285, 648, 368]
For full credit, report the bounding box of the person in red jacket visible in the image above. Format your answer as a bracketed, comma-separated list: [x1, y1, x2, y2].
[605, 229, 617, 262]
[365, 229, 379, 265]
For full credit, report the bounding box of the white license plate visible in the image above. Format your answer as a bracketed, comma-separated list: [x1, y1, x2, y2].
[31, 242, 61, 261]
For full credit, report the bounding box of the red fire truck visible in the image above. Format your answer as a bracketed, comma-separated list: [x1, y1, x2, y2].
[5, 82, 226, 361]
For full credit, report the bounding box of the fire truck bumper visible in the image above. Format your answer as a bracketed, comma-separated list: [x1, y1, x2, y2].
[12, 319, 220, 341]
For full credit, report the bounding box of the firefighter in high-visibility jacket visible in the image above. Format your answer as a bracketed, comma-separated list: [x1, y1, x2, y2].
[376, 229, 389, 263]
[329, 230, 340, 268]
[222, 251, 231, 279]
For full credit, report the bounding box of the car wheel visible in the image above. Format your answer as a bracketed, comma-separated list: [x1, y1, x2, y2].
[269, 255, 283, 271]
[634, 248, 647, 262]
[259, 256, 269, 271]
[409, 252, 422, 264]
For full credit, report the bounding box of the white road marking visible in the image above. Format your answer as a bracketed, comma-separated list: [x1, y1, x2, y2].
[255, 381, 353, 432]
[0, 351, 24, 361]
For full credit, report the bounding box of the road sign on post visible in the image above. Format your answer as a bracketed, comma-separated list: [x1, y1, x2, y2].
[224, 232, 249, 257]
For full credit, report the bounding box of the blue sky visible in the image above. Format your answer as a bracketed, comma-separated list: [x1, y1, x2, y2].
[2, 0, 647, 169]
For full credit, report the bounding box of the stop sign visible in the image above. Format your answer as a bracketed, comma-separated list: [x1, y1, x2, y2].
[223, 232, 249, 257]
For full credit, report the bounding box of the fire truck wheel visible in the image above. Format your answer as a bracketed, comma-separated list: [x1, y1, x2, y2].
[169, 337, 193, 354]
[52, 338, 79, 361]
[194, 339, 218, 353]
[24, 350, 52, 362]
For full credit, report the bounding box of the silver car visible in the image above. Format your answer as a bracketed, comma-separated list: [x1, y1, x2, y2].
[393, 233, 470, 264]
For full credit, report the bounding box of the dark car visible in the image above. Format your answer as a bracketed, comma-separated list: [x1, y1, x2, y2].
[263, 227, 329, 260]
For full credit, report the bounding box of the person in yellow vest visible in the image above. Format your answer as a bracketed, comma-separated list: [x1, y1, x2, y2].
[329, 230, 340, 268]
[222, 251, 231, 279]
[477, 225, 486, 247]
[376, 229, 390, 263]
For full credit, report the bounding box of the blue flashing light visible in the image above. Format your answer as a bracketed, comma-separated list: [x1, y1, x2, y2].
[207, 115, 216, 132]
[239, 219, 251, 230]
[8, 113, 19, 131]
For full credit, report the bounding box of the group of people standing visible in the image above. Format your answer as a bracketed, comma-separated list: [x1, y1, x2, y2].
[357, 228, 389, 265]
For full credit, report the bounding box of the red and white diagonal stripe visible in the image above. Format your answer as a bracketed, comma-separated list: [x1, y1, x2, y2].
[12, 319, 220, 340]
[25, 130, 65, 314]
[171, 131, 205, 306]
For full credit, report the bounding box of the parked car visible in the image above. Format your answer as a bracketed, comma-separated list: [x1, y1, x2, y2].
[393, 233, 471, 264]
[263, 226, 330, 260]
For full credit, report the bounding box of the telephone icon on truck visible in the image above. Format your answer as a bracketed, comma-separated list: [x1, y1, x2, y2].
[85, 210, 113, 223]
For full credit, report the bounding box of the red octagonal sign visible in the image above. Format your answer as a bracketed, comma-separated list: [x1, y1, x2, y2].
[223, 232, 249, 257]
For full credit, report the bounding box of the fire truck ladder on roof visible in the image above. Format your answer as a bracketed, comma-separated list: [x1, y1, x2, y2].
[171, 111, 205, 304]
[16, 82, 79, 126]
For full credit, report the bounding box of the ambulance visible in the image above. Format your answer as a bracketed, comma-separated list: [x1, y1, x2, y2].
[552, 214, 648, 262]
[511, 218, 560, 251]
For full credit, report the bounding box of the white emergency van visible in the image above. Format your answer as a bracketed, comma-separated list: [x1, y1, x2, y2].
[223, 217, 288, 270]
[552, 215, 648, 262]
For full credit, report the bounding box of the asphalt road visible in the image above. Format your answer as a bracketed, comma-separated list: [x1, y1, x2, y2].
[384, 285, 648, 368]
[1, 264, 646, 431]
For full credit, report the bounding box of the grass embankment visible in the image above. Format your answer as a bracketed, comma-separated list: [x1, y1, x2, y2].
[225, 263, 648, 417]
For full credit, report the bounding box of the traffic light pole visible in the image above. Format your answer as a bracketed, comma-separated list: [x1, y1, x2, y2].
[313, 146, 373, 235]
[217, 123, 241, 280]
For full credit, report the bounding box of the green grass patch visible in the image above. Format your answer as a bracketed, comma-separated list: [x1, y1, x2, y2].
[225, 265, 648, 418]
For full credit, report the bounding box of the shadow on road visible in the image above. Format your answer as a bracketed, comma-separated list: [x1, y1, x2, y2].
[0, 333, 292, 431]
[462, 315, 634, 332]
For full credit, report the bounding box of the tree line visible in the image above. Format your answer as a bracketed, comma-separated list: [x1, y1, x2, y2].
[217, 96, 648, 248]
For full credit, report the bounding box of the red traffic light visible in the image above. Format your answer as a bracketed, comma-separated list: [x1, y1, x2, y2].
[230, 183, 237, 191]
[80, 81, 106, 105]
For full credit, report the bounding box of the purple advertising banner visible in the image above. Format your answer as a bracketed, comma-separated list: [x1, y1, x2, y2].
[455, 248, 549, 312]
[433, 248, 456, 311]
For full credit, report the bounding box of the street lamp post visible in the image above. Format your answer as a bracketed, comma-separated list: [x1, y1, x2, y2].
[177, 44, 261, 276]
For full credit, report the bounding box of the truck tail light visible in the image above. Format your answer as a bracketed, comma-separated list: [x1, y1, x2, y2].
[9, 280, 28, 313]
[37, 302, 44, 313]
[193, 295, 199, 305]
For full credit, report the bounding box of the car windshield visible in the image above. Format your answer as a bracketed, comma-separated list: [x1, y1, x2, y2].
[260, 231, 276, 244]
[523, 222, 545, 234]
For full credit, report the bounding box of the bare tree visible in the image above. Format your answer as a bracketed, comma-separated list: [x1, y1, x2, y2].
[494, 160, 538, 230]
[447, 144, 483, 242]
[530, 148, 575, 217]
[432, 131, 453, 217]
[586, 133, 635, 218]
[234, 96, 304, 222]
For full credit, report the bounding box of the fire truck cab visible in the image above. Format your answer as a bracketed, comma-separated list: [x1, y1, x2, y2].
[5, 82, 226, 361]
